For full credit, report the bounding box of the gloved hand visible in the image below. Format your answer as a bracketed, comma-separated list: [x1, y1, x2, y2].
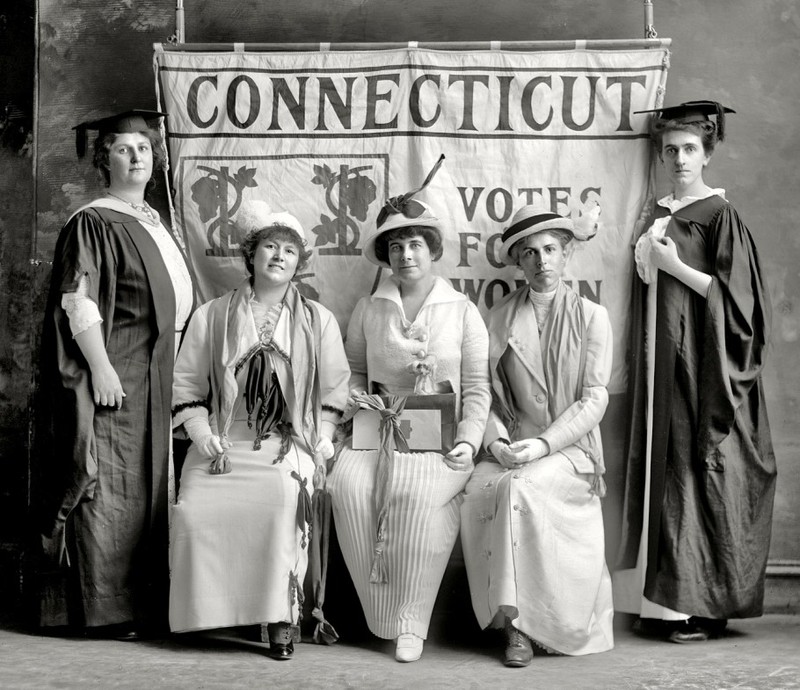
[312, 436, 335, 490]
[489, 438, 549, 468]
[197, 434, 226, 459]
[444, 442, 475, 471]
[183, 415, 231, 474]
[314, 436, 335, 463]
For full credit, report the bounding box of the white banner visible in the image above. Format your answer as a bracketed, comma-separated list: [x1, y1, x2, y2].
[155, 47, 668, 394]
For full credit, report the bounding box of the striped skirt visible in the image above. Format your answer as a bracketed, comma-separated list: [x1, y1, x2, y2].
[328, 444, 470, 639]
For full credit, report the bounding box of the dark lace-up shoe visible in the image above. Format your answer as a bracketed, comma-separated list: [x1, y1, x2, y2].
[669, 617, 727, 644]
[503, 618, 533, 667]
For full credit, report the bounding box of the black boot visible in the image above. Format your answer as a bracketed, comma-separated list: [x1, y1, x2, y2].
[267, 622, 294, 660]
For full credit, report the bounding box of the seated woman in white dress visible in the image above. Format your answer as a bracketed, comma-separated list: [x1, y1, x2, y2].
[168, 201, 350, 660]
[327, 158, 491, 663]
[461, 206, 615, 667]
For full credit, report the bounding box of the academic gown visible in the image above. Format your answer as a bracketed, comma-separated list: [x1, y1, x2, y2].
[33, 205, 177, 629]
[616, 194, 776, 619]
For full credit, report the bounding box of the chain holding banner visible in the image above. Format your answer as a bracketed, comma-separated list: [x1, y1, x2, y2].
[154, 46, 669, 394]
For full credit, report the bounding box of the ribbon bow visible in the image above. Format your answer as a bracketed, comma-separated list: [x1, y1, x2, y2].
[376, 154, 445, 227]
[244, 347, 286, 451]
[351, 392, 410, 583]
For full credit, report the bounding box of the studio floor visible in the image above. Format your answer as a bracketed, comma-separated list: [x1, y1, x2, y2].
[1, 614, 799, 689]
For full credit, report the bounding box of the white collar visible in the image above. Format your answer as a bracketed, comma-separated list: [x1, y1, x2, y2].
[68, 197, 162, 227]
[371, 274, 467, 310]
[658, 188, 726, 213]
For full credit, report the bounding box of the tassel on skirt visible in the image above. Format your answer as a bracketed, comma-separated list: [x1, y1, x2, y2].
[328, 445, 469, 639]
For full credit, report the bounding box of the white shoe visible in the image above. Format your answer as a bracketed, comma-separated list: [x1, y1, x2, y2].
[395, 633, 424, 662]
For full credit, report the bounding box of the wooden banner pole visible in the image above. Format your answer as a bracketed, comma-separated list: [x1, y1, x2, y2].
[644, 0, 658, 39]
[156, 38, 671, 53]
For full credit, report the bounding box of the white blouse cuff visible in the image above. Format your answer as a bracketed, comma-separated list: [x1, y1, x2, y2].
[61, 275, 102, 337]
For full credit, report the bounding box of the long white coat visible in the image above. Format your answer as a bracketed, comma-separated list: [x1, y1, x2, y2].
[461, 282, 615, 656]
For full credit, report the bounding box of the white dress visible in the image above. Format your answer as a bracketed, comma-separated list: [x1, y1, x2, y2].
[169, 286, 349, 632]
[327, 276, 491, 640]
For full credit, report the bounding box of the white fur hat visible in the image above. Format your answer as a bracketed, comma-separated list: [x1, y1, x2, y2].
[235, 199, 305, 241]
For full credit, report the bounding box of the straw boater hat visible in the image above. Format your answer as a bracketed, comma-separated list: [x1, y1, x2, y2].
[234, 199, 306, 242]
[498, 205, 596, 266]
[363, 155, 445, 267]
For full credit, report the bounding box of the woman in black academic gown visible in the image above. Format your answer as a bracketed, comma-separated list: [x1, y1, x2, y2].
[33, 110, 193, 638]
[613, 100, 776, 643]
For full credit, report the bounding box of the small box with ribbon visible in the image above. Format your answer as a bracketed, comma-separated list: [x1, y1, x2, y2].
[351, 393, 456, 454]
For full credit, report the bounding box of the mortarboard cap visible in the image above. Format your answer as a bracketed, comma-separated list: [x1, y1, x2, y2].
[635, 100, 735, 141]
[72, 109, 167, 158]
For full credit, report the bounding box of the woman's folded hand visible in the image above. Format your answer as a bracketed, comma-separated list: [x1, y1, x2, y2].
[444, 442, 475, 471]
[504, 438, 549, 465]
[490, 438, 548, 468]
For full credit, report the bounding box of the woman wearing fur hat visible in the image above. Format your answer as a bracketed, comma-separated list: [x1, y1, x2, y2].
[168, 201, 350, 660]
[460, 206, 614, 666]
[327, 157, 491, 663]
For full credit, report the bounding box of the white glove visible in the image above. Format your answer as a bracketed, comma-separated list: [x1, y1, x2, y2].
[501, 438, 549, 466]
[314, 436, 335, 463]
[488, 439, 514, 469]
[443, 442, 475, 471]
[183, 415, 225, 458]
